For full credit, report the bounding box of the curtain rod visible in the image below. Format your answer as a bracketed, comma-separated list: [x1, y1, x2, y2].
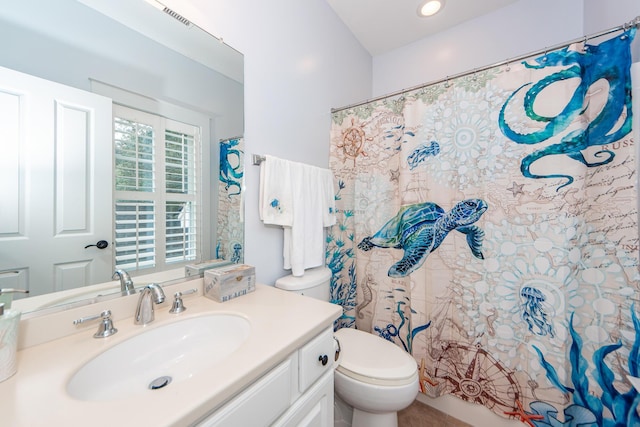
[219, 135, 243, 143]
[331, 16, 640, 114]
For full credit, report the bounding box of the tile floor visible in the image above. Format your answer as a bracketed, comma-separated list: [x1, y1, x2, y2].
[398, 400, 472, 427]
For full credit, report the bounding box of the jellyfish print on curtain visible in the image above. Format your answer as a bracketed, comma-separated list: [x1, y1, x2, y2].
[327, 28, 640, 425]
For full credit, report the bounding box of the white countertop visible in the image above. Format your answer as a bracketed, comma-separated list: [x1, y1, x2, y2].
[0, 283, 342, 426]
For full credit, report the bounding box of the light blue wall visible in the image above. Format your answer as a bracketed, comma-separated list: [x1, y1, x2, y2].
[170, 0, 374, 285]
[372, 0, 586, 97]
[372, 0, 640, 98]
[584, 0, 640, 59]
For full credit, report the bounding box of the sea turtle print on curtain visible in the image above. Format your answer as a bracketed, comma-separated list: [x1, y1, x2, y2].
[328, 29, 640, 425]
[357, 198, 487, 277]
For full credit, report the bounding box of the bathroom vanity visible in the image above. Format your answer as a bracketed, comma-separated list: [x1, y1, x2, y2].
[0, 283, 342, 426]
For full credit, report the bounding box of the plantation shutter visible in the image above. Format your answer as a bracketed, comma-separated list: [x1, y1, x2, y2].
[114, 105, 200, 272]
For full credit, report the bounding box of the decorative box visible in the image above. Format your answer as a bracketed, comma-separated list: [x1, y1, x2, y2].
[185, 259, 232, 277]
[204, 264, 256, 302]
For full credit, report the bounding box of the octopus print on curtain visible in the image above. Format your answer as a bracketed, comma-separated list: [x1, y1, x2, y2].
[328, 29, 640, 425]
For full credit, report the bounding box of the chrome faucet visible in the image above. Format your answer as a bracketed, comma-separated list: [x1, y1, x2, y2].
[113, 269, 135, 295]
[134, 283, 165, 325]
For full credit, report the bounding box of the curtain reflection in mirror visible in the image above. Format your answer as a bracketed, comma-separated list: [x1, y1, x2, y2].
[217, 137, 245, 263]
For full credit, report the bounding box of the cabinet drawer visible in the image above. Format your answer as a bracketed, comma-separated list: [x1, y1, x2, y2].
[298, 327, 335, 392]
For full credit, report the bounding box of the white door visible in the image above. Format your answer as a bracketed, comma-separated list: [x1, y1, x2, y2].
[0, 66, 113, 297]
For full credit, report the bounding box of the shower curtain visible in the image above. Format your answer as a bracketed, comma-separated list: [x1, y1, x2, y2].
[328, 29, 640, 425]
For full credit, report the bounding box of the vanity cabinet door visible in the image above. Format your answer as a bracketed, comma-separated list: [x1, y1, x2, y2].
[298, 327, 335, 393]
[194, 328, 335, 427]
[196, 358, 293, 427]
[272, 370, 333, 427]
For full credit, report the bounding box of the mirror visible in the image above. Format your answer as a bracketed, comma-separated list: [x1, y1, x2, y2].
[0, 0, 244, 316]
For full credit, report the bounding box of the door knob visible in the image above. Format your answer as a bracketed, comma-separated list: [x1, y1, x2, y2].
[84, 240, 109, 249]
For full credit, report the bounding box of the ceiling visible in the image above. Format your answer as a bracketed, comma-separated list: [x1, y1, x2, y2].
[326, 0, 519, 56]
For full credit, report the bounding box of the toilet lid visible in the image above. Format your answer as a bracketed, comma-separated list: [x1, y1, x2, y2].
[334, 328, 417, 383]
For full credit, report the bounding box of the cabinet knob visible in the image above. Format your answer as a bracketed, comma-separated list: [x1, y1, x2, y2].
[318, 354, 329, 366]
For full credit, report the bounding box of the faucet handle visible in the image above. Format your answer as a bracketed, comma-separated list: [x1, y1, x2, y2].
[169, 288, 197, 314]
[73, 309, 118, 338]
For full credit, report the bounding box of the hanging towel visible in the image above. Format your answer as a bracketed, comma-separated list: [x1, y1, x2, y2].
[283, 163, 336, 276]
[259, 155, 293, 226]
[259, 155, 335, 276]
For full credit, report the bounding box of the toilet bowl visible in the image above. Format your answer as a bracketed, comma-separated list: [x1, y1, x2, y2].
[275, 267, 419, 427]
[333, 327, 419, 427]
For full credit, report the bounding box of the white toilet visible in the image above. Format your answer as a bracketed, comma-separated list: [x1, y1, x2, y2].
[275, 267, 419, 427]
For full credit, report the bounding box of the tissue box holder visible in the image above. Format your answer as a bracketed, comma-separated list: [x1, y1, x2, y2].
[204, 264, 256, 302]
[185, 259, 232, 277]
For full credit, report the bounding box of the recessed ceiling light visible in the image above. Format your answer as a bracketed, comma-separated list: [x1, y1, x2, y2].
[417, 0, 445, 17]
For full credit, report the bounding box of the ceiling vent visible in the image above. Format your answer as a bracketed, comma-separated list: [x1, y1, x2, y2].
[162, 7, 191, 27]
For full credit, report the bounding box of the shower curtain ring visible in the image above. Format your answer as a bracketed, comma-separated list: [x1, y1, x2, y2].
[621, 22, 630, 39]
[444, 77, 450, 88]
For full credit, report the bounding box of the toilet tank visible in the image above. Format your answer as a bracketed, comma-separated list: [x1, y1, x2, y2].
[274, 267, 332, 302]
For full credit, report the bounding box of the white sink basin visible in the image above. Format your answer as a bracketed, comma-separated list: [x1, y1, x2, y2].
[66, 314, 251, 401]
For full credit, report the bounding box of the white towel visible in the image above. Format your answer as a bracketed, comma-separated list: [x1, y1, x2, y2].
[284, 163, 336, 276]
[259, 156, 335, 276]
[259, 155, 293, 226]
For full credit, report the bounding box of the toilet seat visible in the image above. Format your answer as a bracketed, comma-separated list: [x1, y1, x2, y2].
[334, 328, 418, 387]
